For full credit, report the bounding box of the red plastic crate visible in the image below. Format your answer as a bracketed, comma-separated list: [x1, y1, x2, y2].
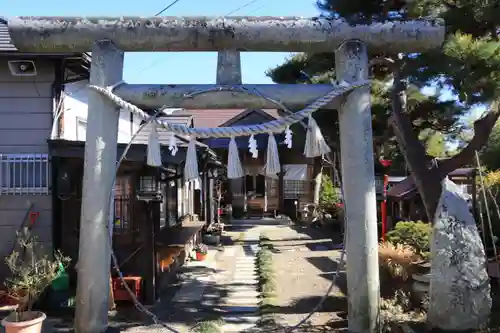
[112, 276, 142, 302]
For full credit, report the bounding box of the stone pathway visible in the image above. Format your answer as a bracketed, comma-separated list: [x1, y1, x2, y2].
[220, 229, 261, 332]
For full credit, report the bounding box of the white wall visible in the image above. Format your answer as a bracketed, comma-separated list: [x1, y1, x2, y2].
[62, 80, 141, 143]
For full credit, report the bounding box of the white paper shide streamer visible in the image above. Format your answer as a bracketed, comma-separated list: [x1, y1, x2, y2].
[304, 114, 331, 158]
[184, 138, 199, 181]
[228, 137, 244, 179]
[266, 133, 281, 176]
[168, 132, 178, 156]
[284, 126, 293, 149]
[248, 134, 258, 158]
[146, 124, 162, 167]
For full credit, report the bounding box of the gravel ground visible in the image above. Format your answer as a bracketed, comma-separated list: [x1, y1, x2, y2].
[261, 225, 348, 332]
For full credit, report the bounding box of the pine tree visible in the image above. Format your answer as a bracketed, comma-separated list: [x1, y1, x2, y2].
[267, 0, 500, 219]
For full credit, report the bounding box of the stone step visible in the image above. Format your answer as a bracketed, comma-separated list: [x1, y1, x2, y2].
[220, 305, 260, 313]
[222, 322, 258, 332]
[227, 290, 260, 298]
[231, 279, 259, 285]
[227, 284, 257, 293]
[222, 315, 260, 324]
[225, 297, 260, 305]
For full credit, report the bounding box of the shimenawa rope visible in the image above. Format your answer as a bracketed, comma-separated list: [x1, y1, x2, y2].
[97, 83, 352, 332]
[88, 80, 370, 139]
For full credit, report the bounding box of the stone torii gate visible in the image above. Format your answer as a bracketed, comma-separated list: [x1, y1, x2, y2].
[8, 17, 444, 333]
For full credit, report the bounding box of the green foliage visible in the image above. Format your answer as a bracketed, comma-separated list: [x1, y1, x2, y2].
[420, 129, 448, 158]
[385, 222, 432, 259]
[5, 236, 71, 315]
[257, 235, 277, 310]
[480, 123, 500, 171]
[193, 319, 224, 333]
[319, 174, 340, 213]
[267, 0, 500, 168]
[478, 170, 500, 245]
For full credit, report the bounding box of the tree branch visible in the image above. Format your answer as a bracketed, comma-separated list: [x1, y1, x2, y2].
[438, 101, 500, 175]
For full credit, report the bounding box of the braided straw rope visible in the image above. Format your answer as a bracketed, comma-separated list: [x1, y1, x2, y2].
[88, 80, 370, 138]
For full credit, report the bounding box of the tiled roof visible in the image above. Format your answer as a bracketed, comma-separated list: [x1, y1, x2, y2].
[132, 115, 193, 147]
[387, 168, 476, 199]
[172, 109, 280, 128]
[0, 19, 17, 52]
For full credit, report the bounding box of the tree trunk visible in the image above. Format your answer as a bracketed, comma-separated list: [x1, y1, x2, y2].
[390, 68, 500, 220]
[389, 71, 442, 220]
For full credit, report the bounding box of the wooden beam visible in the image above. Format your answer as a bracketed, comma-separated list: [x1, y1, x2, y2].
[8, 16, 444, 53]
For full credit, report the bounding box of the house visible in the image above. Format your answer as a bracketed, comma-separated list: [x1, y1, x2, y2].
[51, 80, 221, 303]
[386, 168, 477, 225]
[0, 20, 219, 298]
[173, 108, 321, 220]
[0, 19, 90, 281]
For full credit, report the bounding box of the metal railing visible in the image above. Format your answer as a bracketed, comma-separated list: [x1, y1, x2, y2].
[0, 153, 50, 195]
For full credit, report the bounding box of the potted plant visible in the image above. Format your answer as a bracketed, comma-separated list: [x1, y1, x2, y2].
[202, 223, 224, 245]
[2, 236, 70, 333]
[194, 244, 208, 261]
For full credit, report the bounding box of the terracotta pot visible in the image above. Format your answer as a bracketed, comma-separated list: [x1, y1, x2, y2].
[1, 311, 46, 333]
[411, 273, 430, 310]
[196, 252, 207, 261]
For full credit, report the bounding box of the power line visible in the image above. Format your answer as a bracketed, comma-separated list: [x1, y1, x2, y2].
[245, 3, 267, 15]
[154, 0, 183, 16]
[134, 0, 262, 79]
[226, 0, 258, 16]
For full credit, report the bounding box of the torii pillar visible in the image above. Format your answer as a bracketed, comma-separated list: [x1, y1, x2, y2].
[75, 40, 123, 333]
[336, 40, 380, 333]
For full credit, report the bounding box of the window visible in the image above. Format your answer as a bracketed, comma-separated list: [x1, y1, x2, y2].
[113, 175, 133, 231]
[166, 179, 178, 227]
[76, 117, 87, 141]
[138, 175, 158, 193]
[0, 154, 50, 195]
[283, 180, 309, 199]
[283, 164, 312, 199]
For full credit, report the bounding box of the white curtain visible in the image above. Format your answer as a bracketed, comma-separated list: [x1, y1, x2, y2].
[244, 164, 309, 180]
[283, 164, 308, 181]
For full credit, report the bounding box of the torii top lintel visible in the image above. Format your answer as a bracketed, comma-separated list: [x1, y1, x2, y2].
[8, 16, 444, 53]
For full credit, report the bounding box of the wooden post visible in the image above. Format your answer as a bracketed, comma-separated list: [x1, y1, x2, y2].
[278, 167, 285, 214]
[336, 40, 380, 333]
[143, 200, 159, 304]
[75, 40, 123, 333]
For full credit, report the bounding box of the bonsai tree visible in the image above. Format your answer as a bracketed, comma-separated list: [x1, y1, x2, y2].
[4, 236, 70, 322]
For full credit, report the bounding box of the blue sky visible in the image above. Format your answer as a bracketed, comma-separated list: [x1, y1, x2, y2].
[3, 0, 488, 126]
[3, 0, 319, 84]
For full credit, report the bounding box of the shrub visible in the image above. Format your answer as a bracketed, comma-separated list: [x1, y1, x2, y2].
[319, 175, 341, 215]
[5, 236, 71, 319]
[378, 242, 419, 281]
[385, 221, 431, 260]
[480, 170, 500, 245]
